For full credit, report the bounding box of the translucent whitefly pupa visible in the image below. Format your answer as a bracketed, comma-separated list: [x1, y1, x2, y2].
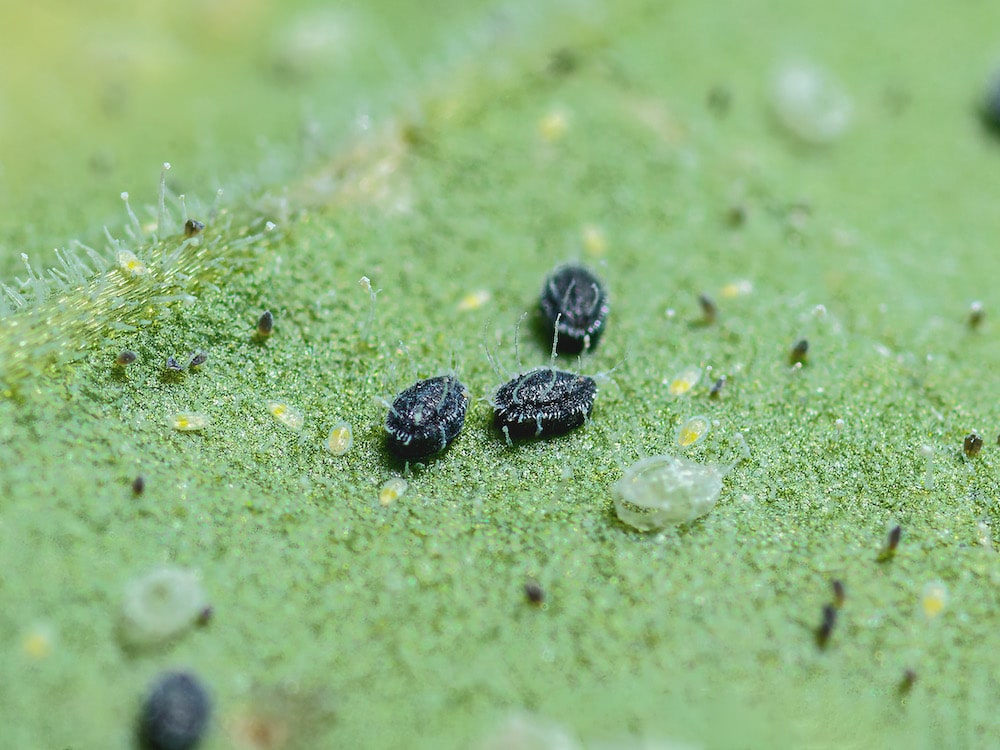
[612, 453, 733, 531]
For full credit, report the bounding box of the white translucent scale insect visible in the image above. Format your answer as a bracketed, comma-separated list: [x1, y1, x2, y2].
[613, 454, 726, 531]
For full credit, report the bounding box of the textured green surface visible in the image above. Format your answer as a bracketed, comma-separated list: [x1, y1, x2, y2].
[3, 1, 1000, 748]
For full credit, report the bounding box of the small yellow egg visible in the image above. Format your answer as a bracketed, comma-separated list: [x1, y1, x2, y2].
[676, 415, 711, 448]
[327, 421, 354, 456]
[267, 401, 304, 432]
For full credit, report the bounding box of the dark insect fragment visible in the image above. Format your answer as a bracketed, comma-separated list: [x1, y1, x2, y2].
[815, 603, 837, 648]
[698, 293, 717, 324]
[132, 475, 146, 495]
[524, 580, 545, 605]
[384, 375, 469, 460]
[196, 606, 213, 626]
[493, 368, 596, 442]
[709, 376, 727, 399]
[831, 579, 845, 608]
[968, 301, 984, 329]
[138, 671, 211, 750]
[256, 310, 274, 339]
[878, 525, 902, 562]
[188, 351, 208, 369]
[165, 357, 184, 372]
[539, 263, 609, 353]
[898, 669, 917, 695]
[789, 339, 809, 366]
[964, 432, 984, 458]
[183, 219, 205, 238]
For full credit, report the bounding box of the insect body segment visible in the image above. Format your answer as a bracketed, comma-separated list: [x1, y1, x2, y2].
[385, 375, 469, 460]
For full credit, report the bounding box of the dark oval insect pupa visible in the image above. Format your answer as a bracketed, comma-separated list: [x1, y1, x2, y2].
[385, 375, 469, 460]
[539, 263, 609, 353]
[493, 368, 596, 442]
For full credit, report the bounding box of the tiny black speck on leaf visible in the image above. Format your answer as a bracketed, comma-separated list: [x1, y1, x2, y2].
[524, 581, 545, 605]
[138, 672, 211, 750]
[964, 432, 983, 458]
[968, 301, 984, 329]
[188, 351, 207, 369]
[196, 606, 213, 626]
[698, 293, 717, 324]
[494, 368, 596, 442]
[539, 264, 609, 354]
[709, 376, 727, 399]
[132, 475, 146, 495]
[789, 339, 809, 366]
[385, 375, 469, 460]
[183, 219, 205, 238]
[898, 669, 918, 695]
[815, 603, 837, 648]
[878, 525, 902, 562]
[165, 357, 184, 372]
[887, 524, 902, 550]
[256, 310, 274, 338]
[831, 579, 845, 608]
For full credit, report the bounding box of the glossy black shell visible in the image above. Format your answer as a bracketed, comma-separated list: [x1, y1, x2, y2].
[138, 672, 211, 750]
[493, 368, 597, 440]
[539, 263, 609, 353]
[385, 375, 469, 460]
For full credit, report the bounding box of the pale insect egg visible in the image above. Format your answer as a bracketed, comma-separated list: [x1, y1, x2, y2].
[664, 365, 701, 396]
[21, 623, 56, 660]
[613, 454, 726, 530]
[120, 567, 209, 647]
[538, 109, 569, 142]
[457, 289, 491, 312]
[921, 580, 948, 620]
[170, 412, 209, 431]
[770, 62, 853, 144]
[581, 224, 607, 257]
[327, 421, 354, 455]
[720, 279, 753, 298]
[267, 400, 304, 432]
[675, 415, 711, 447]
[117, 249, 148, 277]
[378, 477, 408, 506]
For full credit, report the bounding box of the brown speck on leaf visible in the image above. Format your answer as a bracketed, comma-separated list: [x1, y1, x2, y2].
[831, 579, 845, 608]
[878, 525, 902, 562]
[524, 581, 545, 605]
[968, 301, 984, 329]
[789, 339, 809, 366]
[256, 310, 274, 339]
[898, 669, 917, 695]
[709, 376, 727, 399]
[698, 293, 717, 325]
[184, 219, 205, 238]
[815, 603, 837, 648]
[964, 432, 984, 458]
